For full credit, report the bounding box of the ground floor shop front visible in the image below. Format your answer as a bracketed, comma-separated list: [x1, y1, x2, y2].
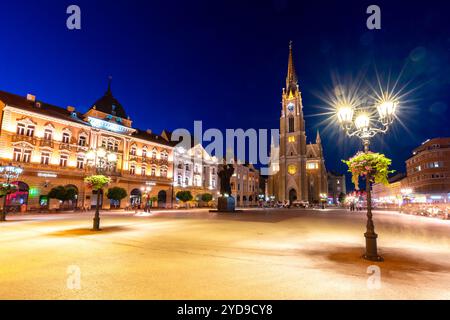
[2, 170, 174, 212]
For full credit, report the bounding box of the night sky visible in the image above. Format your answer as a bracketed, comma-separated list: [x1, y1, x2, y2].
[1, 0, 450, 188]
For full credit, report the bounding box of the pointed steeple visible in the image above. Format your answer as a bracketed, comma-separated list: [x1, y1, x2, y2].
[316, 130, 321, 144]
[286, 41, 298, 95]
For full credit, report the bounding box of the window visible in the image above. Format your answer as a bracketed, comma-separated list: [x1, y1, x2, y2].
[44, 129, 53, 140]
[185, 164, 190, 171]
[161, 152, 168, 161]
[78, 136, 87, 146]
[107, 140, 114, 151]
[13, 148, 22, 162]
[130, 164, 136, 175]
[177, 163, 183, 169]
[23, 150, 31, 163]
[288, 136, 295, 143]
[142, 148, 147, 158]
[41, 152, 50, 165]
[161, 167, 168, 178]
[177, 175, 182, 185]
[212, 179, 216, 188]
[185, 177, 189, 186]
[16, 123, 25, 135]
[427, 161, 443, 169]
[151, 166, 156, 176]
[212, 168, 215, 175]
[130, 146, 137, 156]
[194, 177, 199, 186]
[141, 166, 147, 176]
[77, 156, 84, 169]
[60, 154, 68, 167]
[152, 150, 157, 159]
[62, 132, 70, 144]
[288, 117, 294, 133]
[26, 125, 35, 137]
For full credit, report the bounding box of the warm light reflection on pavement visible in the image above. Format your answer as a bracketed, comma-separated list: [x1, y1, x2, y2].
[1, 208, 449, 300]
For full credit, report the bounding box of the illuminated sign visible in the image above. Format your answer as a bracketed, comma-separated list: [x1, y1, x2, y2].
[146, 182, 156, 186]
[38, 172, 57, 178]
[87, 117, 136, 135]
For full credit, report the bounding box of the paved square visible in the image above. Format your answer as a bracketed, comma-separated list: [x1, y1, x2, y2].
[1, 208, 449, 299]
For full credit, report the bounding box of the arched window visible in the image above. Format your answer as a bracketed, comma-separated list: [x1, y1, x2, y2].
[142, 147, 148, 158]
[44, 128, 53, 140]
[78, 135, 87, 146]
[288, 117, 295, 133]
[130, 145, 137, 156]
[152, 149, 158, 159]
[151, 166, 156, 176]
[62, 132, 70, 144]
[141, 165, 147, 176]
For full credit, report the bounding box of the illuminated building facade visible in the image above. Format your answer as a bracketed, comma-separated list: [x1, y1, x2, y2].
[405, 137, 450, 203]
[327, 171, 347, 204]
[0, 85, 175, 211]
[268, 43, 328, 203]
[229, 160, 260, 207]
[171, 141, 219, 204]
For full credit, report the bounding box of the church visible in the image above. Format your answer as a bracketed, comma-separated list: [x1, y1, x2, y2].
[268, 43, 328, 203]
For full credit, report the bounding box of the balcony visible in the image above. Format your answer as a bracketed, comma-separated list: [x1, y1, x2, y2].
[39, 139, 54, 148]
[59, 143, 72, 151]
[12, 135, 37, 145]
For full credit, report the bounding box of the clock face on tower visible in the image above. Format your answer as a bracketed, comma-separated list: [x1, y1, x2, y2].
[287, 102, 295, 113]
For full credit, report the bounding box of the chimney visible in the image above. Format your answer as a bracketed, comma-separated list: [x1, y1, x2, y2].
[67, 106, 75, 112]
[26, 94, 36, 102]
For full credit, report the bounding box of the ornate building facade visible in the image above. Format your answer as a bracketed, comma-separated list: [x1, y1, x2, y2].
[268, 43, 327, 203]
[0, 85, 175, 211]
[171, 141, 219, 203]
[229, 160, 260, 207]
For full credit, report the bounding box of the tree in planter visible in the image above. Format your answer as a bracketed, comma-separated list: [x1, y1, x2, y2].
[48, 186, 78, 209]
[176, 190, 193, 208]
[200, 193, 213, 207]
[84, 175, 111, 231]
[0, 183, 17, 222]
[106, 187, 127, 209]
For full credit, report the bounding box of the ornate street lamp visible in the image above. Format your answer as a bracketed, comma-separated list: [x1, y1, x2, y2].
[335, 97, 398, 261]
[86, 148, 118, 230]
[0, 164, 23, 221]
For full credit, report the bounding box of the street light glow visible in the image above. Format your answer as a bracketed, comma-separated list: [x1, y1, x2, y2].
[377, 100, 397, 119]
[354, 113, 370, 130]
[336, 105, 354, 124]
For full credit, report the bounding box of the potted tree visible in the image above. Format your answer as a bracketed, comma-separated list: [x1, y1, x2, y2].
[106, 187, 127, 209]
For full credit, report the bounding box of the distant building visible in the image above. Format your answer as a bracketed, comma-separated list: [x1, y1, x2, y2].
[372, 173, 407, 206]
[327, 171, 346, 204]
[405, 137, 450, 203]
[227, 160, 260, 207]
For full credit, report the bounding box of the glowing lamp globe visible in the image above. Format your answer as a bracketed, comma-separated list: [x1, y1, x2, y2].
[337, 105, 354, 124]
[377, 100, 397, 119]
[354, 114, 370, 130]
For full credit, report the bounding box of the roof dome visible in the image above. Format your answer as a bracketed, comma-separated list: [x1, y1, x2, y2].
[90, 79, 128, 119]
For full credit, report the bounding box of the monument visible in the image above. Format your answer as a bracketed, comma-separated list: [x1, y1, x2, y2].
[214, 164, 237, 212]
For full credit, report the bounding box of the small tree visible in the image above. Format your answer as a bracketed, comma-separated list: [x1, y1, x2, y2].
[0, 183, 17, 222]
[107, 187, 127, 208]
[48, 186, 78, 209]
[200, 193, 213, 207]
[84, 175, 111, 231]
[176, 191, 193, 208]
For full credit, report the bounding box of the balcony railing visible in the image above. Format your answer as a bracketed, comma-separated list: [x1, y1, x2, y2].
[11, 135, 37, 145]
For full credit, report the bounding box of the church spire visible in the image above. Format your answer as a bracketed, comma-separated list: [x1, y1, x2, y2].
[316, 130, 321, 144]
[286, 41, 298, 95]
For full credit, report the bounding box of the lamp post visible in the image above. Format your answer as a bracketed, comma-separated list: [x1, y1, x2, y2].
[335, 99, 398, 261]
[141, 185, 153, 213]
[0, 164, 23, 221]
[86, 148, 117, 231]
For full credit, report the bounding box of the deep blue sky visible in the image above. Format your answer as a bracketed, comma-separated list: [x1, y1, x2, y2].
[1, 0, 450, 184]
